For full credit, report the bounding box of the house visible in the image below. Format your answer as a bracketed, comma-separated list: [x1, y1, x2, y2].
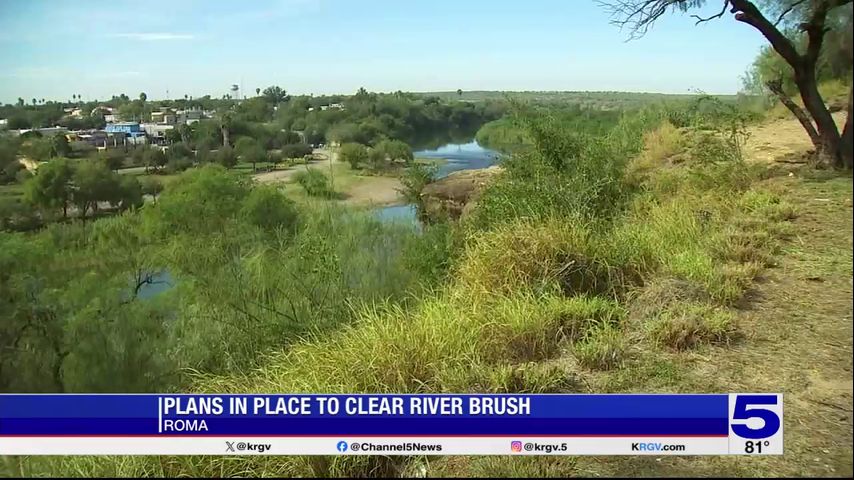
[63, 108, 84, 118]
[150, 107, 177, 125]
[105, 122, 143, 135]
[105, 122, 147, 145]
[141, 123, 174, 142]
[176, 108, 203, 125]
[91, 106, 116, 123]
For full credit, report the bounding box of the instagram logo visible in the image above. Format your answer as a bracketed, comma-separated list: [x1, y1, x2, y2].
[511, 441, 523, 452]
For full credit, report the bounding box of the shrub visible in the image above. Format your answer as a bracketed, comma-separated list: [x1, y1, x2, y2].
[165, 156, 193, 173]
[338, 142, 368, 170]
[240, 185, 299, 234]
[293, 169, 335, 198]
[216, 146, 237, 169]
[139, 177, 163, 201]
[280, 143, 313, 160]
[373, 139, 413, 165]
[397, 162, 436, 213]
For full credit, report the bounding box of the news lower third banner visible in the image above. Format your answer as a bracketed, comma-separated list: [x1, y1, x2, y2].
[0, 394, 782, 456]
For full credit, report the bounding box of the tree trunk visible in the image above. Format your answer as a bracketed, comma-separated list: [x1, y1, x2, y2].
[766, 80, 821, 148]
[839, 84, 853, 169]
[796, 71, 842, 166]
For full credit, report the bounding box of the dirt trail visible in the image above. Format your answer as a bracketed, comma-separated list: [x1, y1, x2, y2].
[252, 148, 334, 185]
[744, 111, 848, 164]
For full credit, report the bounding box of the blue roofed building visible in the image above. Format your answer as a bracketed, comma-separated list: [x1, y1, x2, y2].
[105, 122, 144, 136]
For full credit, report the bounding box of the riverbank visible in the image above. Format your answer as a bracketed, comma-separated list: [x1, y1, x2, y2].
[252, 145, 484, 210]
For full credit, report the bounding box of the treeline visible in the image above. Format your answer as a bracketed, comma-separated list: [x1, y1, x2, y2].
[1, 157, 153, 231]
[272, 89, 505, 146]
[1, 87, 505, 151]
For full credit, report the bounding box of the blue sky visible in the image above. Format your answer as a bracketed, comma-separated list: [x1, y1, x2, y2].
[0, 0, 767, 103]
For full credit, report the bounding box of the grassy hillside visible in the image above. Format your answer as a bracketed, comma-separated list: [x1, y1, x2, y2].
[10, 97, 850, 477]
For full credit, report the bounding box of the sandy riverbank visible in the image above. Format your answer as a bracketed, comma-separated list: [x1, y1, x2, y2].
[252, 148, 406, 207]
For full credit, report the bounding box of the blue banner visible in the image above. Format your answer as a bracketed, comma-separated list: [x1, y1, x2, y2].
[0, 394, 730, 436]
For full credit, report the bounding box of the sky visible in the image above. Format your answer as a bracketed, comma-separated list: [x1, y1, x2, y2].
[0, 0, 768, 103]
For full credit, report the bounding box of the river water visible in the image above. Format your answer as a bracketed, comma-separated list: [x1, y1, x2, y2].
[375, 140, 500, 223]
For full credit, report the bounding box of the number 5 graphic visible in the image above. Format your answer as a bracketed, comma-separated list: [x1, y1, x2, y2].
[731, 395, 781, 439]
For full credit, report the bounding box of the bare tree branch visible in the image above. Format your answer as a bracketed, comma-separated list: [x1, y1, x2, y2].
[598, 0, 693, 39]
[773, 0, 808, 26]
[691, 0, 729, 24]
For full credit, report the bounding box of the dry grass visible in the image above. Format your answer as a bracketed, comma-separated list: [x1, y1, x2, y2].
[626, 121, 686, 183]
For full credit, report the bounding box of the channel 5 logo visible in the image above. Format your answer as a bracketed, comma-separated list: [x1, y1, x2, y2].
[510, 441, 523, 452]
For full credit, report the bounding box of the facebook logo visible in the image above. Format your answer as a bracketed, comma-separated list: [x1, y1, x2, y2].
[336, 441, 348, 452]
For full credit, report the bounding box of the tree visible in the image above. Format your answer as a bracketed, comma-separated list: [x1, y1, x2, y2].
[603, 0, 853, 169]
[178, 123, 193, 145]
[262, 86, 289, 104]
[143, 148, 167, 172]
[374, 139, 414, 165]
[100, 151, 125, 172]
[280, 143, 313, 160]
[195, 139, 213, 163]
[8, 116, 31, 130]
[338, 142, 369, 169]
[16, 97, 24, 107]
[72, 161, 123, 219]
[457, 88, 463, 97]
[168, 142, 193, 161]
[139, 92, 147, 103]
[163, 127, 181, 145]
[23, 158, 74, 219]
[239, 185, 299, 233]
[50, 134, 71, 158]
[256, 87, 261, 96]
[218, 112, 233, 148]
[0, 138, 23, 184]
[117, 176, 144, 210]
[235, 137, 266, 171]
[140, 177, 164, 203]
[216, 145, 238, 169]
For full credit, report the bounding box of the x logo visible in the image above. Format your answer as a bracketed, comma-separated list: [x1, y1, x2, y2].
[225, 441, 235, 452]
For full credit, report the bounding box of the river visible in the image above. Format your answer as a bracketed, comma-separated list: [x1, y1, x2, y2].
[375, 140, 500, 224]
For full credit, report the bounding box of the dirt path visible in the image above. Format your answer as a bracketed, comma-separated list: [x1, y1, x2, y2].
[745, 111, 848, 164]
[342, 175, 404, 206]
[719, 173, 853, 476]
[253, 148, 334, 185]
